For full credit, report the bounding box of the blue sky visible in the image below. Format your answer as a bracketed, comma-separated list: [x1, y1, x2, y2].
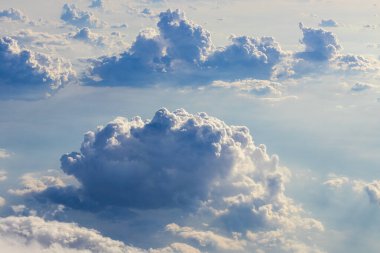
[0, 0, 379, 252]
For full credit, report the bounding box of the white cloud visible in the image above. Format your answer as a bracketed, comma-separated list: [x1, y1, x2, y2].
[0, 216, 200, 253]
[61, 4, 104, 28]
[88, 9, 285, 86]
[0, 8, 27, 22]
[0, 170, 7, 181]
[351, 82, 373, 92]
[70, 28, 106, 47]
[16, 108, 326, 252]
[0, 149, 11, 159]
[319, 19, 339, 28]
[0, 36, 75, 98]
[296, 23, 342, 61]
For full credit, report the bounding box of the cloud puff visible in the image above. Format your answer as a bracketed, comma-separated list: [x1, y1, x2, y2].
[324, 176, 380, 206]
[351, 82, 373, 92]
[70, 27, 106, 47]
[0, 37, 75, 98]
[0, 171, 7, 182]
[319, 19, 339, 28]
[157, 9, 213, 64]
[0, 148, 11, 159]
[0, 216, 200, 253]
[87, 9, 284, 86]
[0, 8, 27, 22]
[296, 23, 341, 61]
[61, 4, 104, 28]
[206, 36, 284, 80]
[89, 0, 105, 8]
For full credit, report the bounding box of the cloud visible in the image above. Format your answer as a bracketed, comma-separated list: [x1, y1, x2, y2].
[0, 36, 75, 98]
[89, 0, 105, 9]
[70, 28, 106, 47]
[323, 176, 380, 206]
[351, 82, 373, 92]
[87, 9, 285, 86]
[0, 8, 27, 22]
[206, 36, 284, 80]
[157, 9, 213, 64]
[166, 223, 246, 251]
[61, 4, 104, 28]
[0, 216, 201, 253]
[0, 148, 11, 159]
[16, 108, 325, 252]
[296, 23, 341, 61]
[319, 19, 339, 28]
[0, 170, 7, 181]
[363, 181, 380, 205]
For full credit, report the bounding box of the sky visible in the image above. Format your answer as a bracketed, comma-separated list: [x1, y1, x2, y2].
[0, 0, 379, 252]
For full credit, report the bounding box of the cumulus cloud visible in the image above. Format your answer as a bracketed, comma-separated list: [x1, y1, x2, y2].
[87, 9, 285, 86]
[0, 216, 201, 253]
[296, 23, 341, 61]
[319, 19, 339, 28]
[0, 36, 75, 98]
[70, 27, 106, 47]
[206, 36, 284, 80]
[61, 4, 104, 28]
[157, 9, 213, 64]
[89, 0, 105, 9]
[324, 175, 380, 206]
[351, 82, 373, 92]
[0, 8, 27, 22]
[17, 108, 325, 252]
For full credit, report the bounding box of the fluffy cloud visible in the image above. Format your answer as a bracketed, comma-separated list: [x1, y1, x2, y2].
[296, 23, 341, 61]
[88, 9, 284, 86]
[0, 216, 200, 253]
[351, 82, 373, 92]
[71, 28, 106, 47]
[157, 9, 213, 64]
[319, 19, 339, 28]
[0, 37, 75, 98]
[15, 108, 324, 252]
[324, 176, 380, 206]
[206, 36, 284, 80]
[61, 4, 104, 28]
[0, 8, 27, 22]
[89, 0, 105, 9]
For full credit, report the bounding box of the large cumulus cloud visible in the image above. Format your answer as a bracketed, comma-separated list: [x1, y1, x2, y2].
[0, 36, 75, 98]
[12, 108, 324, 252]
[87, 9, 285, 86]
